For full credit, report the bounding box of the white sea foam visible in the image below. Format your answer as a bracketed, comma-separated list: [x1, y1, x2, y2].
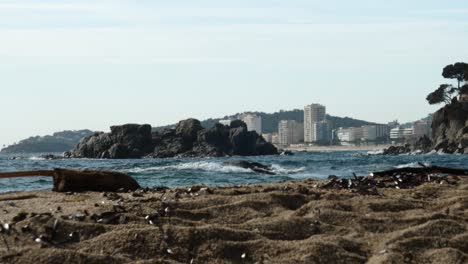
[126, 161, 252, 174]
[29, 156, 45, 160]
[126, 161, 305, 175]
[366, 149, 384, 155]
[271, 164, 306, 174]
[395, 162, 430, 169]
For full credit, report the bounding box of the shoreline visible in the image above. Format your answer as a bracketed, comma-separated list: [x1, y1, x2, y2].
[282, 144, 392, 152]
[0, 176, 467, 263]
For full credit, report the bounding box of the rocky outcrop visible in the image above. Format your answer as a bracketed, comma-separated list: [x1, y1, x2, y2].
[72, 124, 153, 159]
[151, 119, 278, 158]
[431, 101, 468, 154]
[223, 160, 276, 175]
[71, 119, 278, 159]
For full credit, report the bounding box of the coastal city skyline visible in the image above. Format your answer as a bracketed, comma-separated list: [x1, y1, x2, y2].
[1, 0, 467, 149]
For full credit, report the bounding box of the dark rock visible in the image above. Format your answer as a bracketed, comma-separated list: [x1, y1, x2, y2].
[431, 101, 468, 154]
[71, 124, 152, 159]
[175, 119, 203, 144]
[224, 160, 276, 175]
[229, 119, 248, 130]
[71, 119, 277, 159]
[382, 144, 412, 155]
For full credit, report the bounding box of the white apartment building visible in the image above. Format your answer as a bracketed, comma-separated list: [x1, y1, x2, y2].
[337, 127, 363, 142]
[390, 127, 414, 139]
[262, 133, 273, 143]
[278, 120, 304, 145]
[304, 104, 326, 143]
[271, 133, 279, 144]
[218, 119, 233, 126]
[242, 114, 262, 134]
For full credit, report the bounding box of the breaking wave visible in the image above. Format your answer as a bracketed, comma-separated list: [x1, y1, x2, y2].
[395, 162, 431, 169]
[125, 161, 305, 175]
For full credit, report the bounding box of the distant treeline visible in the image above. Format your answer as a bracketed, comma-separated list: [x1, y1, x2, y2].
[1, 130, 94, 154]
[154, 109, 377, 133]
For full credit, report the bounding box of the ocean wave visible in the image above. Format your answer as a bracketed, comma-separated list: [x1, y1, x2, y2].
[126, 161, 252, 174]
[126, 161, 306, 175]
[271, 164, 306, 174]
[28, 156, 45, 160]
[395, 162, 431, 169]
[366, 149, 384, 155]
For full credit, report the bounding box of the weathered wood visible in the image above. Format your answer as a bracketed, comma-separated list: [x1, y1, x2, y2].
[0, 169, 140, 192]
[0, 170, 54, 179]
[52, 168, 140, 192]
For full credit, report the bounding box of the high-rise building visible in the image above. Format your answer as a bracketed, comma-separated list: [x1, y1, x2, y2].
[304, 104, 326, 143]
[278, 120, 304, 145]
[375, 124, 390, 139]
[242, 114, 262, 134]
[313, 121, 330, 142]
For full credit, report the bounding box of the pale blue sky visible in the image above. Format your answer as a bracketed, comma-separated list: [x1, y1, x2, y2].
[1, 0, 468, 148]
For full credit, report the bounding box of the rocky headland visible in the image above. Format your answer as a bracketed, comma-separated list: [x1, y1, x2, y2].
[384, 101, 468, 155]
[70, 119, 277, 159]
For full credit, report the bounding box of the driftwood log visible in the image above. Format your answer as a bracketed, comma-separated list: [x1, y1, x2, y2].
[0, 168, 140, 192]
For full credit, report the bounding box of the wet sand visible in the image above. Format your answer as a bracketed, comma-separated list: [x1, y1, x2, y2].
[0, 176, 467, 263]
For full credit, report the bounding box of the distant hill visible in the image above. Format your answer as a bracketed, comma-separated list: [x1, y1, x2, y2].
[1, 130, 94, 154]
[154, 109, 378, 133]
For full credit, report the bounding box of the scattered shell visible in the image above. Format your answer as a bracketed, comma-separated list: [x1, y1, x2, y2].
[3, 223, 10, 231]
[241, 253, 246, 259]
[167, 248, 174, 254]
[21, 224, 31, 233]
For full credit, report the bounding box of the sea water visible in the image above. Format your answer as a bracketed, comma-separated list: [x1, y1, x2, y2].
[0, 151, 467, 193]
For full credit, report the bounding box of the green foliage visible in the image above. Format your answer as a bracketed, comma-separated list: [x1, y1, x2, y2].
[1, 130, 94, 153]
[427, 62, 468, 105]
[442, 62, 468, 87]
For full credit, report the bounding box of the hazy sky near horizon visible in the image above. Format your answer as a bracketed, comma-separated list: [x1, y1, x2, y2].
[1, 0, 468, 148]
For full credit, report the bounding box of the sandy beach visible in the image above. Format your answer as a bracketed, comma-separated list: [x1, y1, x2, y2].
[0, 175, 467, 264]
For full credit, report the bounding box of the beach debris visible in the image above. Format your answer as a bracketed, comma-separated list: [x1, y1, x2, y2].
[92, 211, 122, 225]
[322, 165, 465, 193]
[166, 248, 174, 255]
[0, 168, 141, 192]
[145, 213, 159, 225]
[21, 224, 31, 233]
[103, 192, 122, 201]
[0, 223, 10, 234]
[69, 212, 86, 222]
[241, 253, 246, 259]
[68, 231, 80, 242]
[12, 211, 28, 223]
